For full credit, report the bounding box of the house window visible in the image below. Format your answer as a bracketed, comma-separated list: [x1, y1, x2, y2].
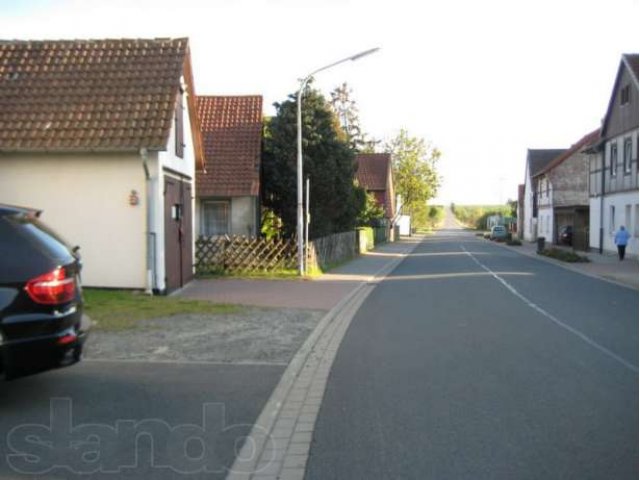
[610, 142, 617, 177]
[175, 87, 185, 158]
[635, 204, 639, 238]
[623, 137, 632, 174]
[625, 204, 632, 233]
[610, 205, 616, 232]
[620, 84, 630, 105]
[202, 201, 230, 236]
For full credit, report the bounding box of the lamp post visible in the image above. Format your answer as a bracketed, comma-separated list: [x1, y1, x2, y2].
[296, 47, 379, 275]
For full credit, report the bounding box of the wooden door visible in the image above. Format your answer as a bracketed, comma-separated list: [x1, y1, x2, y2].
[164, 176, 193, 292]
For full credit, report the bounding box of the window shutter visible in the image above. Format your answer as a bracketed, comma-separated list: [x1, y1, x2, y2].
[175, 88, 185, 158]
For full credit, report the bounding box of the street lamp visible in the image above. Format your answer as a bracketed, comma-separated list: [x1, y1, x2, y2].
[296, 47, 380, 275]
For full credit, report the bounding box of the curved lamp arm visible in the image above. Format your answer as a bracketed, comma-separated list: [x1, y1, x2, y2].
[295, 47, 380, 275]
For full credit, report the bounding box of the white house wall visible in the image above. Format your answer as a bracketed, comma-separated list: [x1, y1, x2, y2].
[536, 177, 554, 241]
[523, 163, 537, 242]
[538, 207, 554, 242]
[589, 197, 602, 251]
[589, 130, 639, 257]
[591, 191, 639, 256]
[0, 154, 147, 288]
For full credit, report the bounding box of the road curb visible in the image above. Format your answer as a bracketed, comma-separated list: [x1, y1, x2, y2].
[490, 239, 638, 291]
[226, 239, 420, 480]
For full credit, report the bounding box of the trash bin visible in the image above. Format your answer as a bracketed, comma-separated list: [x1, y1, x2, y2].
[537, 236, 546, 253]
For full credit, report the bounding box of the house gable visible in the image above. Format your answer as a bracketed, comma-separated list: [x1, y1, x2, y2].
[597, 54, 639, 196]
[525, 148, 566, 213]
[521, 148, 565, 241]
[601, 53, 639, 141]
[535, 130, 599, 208]
[355, 153, 395, 219]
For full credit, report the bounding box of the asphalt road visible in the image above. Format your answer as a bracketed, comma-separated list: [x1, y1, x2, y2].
[306, 228, 639, 479]
[0, 360, 284, 479]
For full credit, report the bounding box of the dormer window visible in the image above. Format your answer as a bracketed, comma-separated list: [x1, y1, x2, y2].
[620, 84, 630, 105]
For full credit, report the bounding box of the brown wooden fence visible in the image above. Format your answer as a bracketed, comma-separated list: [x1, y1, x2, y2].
[195, 236, 298, 275]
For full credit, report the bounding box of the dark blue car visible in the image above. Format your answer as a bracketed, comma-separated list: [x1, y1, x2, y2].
[0, 205, 90, 380]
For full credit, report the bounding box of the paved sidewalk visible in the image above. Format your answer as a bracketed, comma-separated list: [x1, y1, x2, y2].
[177, 237, 423, 310]
[504, 240, 638, 290]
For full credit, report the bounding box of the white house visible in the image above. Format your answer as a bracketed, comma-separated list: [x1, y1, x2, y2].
[589, 54, 639, 257]
[533, 129, 599, 250]
[0, 38, 205, 293]
[521, 149, 566, 242]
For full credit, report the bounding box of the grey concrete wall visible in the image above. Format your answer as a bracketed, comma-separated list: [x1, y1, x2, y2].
[308, 231, 357, 271]
[550, 151, 590, 207]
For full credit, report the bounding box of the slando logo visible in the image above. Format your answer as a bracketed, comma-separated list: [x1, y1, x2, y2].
[6, 398, 273, 474]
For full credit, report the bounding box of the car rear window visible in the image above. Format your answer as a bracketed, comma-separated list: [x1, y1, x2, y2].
[0, 212, 75, 283]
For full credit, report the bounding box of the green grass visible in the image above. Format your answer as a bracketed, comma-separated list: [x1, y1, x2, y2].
[83, 289, 240, 332]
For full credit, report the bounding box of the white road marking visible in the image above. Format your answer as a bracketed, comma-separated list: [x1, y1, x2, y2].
[461, 245, 638, 374]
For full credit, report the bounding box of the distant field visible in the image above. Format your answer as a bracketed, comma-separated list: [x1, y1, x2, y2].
[450, 204, 512, 230]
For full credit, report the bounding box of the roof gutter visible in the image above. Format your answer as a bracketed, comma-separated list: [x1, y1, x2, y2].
[0, 146, 166, 155]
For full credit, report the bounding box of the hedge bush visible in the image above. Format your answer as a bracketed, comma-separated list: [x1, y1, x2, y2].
[539, 247, 589, 263]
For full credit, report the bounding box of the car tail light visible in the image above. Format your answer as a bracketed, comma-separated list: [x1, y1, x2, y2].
[57, 330, 78, 345]
[25, 267, 76, 305]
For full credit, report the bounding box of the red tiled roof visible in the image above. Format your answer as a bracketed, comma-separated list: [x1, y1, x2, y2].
[535, 128, 600, 176]
[0, 38, 191, 152]
[356, 153, 389, 190]
[355, 153, 395, 218]
[196, 95, 263, 197]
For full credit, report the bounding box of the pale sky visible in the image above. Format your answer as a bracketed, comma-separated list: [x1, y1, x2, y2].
[1, 0, 637, 204]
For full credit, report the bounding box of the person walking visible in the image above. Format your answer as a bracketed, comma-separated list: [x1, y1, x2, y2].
[614, 225, 631, 260]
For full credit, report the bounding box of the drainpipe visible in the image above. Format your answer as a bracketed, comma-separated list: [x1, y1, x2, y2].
[599, 147, 605, 254]
[140, 148, 155, 295]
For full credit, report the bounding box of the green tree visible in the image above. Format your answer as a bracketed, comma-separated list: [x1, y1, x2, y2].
[385, 129, 441, 227]
[262, 85, 363, 239]
[355, 186, 385, 226]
